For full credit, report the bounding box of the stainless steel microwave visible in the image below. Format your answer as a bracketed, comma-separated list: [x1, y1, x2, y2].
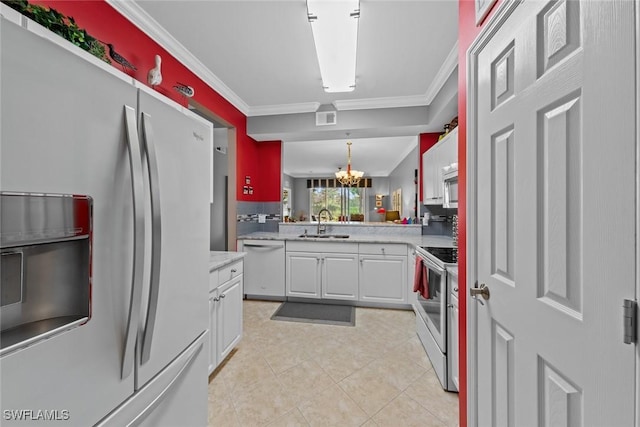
[443, 165, 458, 209]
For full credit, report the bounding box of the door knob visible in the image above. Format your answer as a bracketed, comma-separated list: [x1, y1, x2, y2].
[470, 283, 490, 300]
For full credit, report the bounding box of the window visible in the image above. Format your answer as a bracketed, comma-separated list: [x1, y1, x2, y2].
[310, 187, 366, 219]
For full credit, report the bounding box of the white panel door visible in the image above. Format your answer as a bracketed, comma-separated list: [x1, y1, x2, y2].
[440, 127, 459, 170]
[286, 252, 321, 298]
[0, 18, 138, 426]
[136, 89, 211, 387]
[217, 275, 243, 363]
[470, 1, 636, 426]
[423, 144, 442, 204]
[322, 253, 359, 300]
[359, 255, 407, 303]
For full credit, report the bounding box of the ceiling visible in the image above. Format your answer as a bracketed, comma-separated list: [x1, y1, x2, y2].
[116, 1, 459, 177]
[284, 135, 418, 178]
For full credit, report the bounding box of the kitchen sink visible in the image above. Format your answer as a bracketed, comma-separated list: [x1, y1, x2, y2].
[297, 234, 350, 239]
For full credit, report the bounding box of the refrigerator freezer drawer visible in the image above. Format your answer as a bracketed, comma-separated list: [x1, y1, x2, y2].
[96, 331, 208, 427]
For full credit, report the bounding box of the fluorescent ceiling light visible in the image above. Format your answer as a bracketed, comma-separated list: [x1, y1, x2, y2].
[307, 0, 360, 93]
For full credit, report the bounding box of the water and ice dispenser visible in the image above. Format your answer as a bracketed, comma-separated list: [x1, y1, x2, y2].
[0, 192, 92, 355]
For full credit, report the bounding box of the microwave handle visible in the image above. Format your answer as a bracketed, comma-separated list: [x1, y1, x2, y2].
[443, 180, 450, 208]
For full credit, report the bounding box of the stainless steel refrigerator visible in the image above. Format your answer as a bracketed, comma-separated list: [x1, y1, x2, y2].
[1, 11, 212, 426]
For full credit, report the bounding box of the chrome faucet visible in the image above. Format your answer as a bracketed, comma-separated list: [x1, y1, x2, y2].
[317, 208, 332, 234]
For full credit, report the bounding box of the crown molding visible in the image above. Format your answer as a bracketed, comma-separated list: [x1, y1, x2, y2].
[105, 1, 457, 119]
[248, 102, 321, 117]
[106, 0, 250, 116]
[333, 42, 458, 112]
[333, 94, 429, 111]
[424, 40, 459, 105]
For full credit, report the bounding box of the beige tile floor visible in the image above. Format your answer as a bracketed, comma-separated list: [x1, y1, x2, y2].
[208, 300, 459, 427]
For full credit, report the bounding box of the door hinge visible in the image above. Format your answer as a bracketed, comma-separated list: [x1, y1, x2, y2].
[623, 299, 637, 344]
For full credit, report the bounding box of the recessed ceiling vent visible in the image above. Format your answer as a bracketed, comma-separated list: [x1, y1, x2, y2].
[316, 104, 337, 126]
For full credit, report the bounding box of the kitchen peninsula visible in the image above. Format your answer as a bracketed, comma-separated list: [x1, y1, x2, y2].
[238, 223, 453, 306]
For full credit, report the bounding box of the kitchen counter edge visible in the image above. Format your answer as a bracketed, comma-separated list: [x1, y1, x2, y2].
[209, 251, 246, 272]
[237, 232, 454, 249]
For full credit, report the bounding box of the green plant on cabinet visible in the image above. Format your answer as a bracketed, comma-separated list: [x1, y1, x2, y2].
[2, 0, 111, 64]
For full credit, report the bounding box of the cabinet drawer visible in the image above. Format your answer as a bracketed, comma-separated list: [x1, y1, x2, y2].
[358, 243, 407, 256]
[286, 241, 357, 253]
[219, 260, 243, 284]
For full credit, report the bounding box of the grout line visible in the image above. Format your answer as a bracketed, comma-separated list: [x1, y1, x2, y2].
[213, 300, 457, 427]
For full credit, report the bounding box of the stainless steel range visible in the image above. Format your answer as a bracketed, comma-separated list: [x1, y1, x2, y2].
[413, 245, 457, 392]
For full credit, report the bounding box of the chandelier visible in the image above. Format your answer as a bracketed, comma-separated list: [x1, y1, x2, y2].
[335, 139, 364, 186]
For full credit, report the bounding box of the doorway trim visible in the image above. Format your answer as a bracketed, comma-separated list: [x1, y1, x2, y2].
[635, 2, 640, 425]
[465, 1, 522, 425]
[466, 1, 640, 425]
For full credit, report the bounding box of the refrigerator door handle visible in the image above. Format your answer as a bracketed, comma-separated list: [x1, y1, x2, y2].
[122, 105, 146, 380]
[140, 112, 162, 365]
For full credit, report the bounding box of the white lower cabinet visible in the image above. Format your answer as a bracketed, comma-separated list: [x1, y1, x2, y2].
[216, 275, 243, 362]
[322, 253, 359, 300]
[358, 244, 407, 304]
[208, 259, 243, 375]
[285, 241, 359, 301]
[286, 252, 322, 298]
[286, 251, 358, 301]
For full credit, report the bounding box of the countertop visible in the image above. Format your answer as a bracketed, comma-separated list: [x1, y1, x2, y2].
[237, 232, 454, 249]
[209, 251, 246, 272]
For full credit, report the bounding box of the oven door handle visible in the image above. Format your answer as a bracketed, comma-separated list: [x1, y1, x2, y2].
[419, 255, 445, 275]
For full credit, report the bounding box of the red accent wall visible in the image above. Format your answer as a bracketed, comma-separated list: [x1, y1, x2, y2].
[458, 1, 501, 426]
[31, 0, 281, 202]
[418, 133, 441, 202]
[237, 137, 282, 202]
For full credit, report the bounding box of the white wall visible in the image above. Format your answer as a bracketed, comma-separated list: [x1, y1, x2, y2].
[388, 139, 419, 220]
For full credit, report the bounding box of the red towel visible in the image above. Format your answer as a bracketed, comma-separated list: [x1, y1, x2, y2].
[413, 259, 430, 299]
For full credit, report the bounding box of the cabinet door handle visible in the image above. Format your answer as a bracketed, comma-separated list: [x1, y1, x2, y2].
[231, 269, 237, 273]
[220, 294, 226, 299]
[213, 296, 220, 302]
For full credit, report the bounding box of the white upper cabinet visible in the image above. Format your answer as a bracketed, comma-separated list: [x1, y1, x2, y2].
[422, 127, 458, 205]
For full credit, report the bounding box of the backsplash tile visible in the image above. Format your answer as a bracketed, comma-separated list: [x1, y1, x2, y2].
[236, 201, 281, 235]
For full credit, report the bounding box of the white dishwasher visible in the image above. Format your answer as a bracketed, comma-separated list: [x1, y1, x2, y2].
[237, 239, 285, 299]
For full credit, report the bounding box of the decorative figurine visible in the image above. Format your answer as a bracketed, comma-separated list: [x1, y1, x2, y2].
[147, 54, 162, 87]
[106, 44, 137, 72]
[173, 82, 195, 98]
